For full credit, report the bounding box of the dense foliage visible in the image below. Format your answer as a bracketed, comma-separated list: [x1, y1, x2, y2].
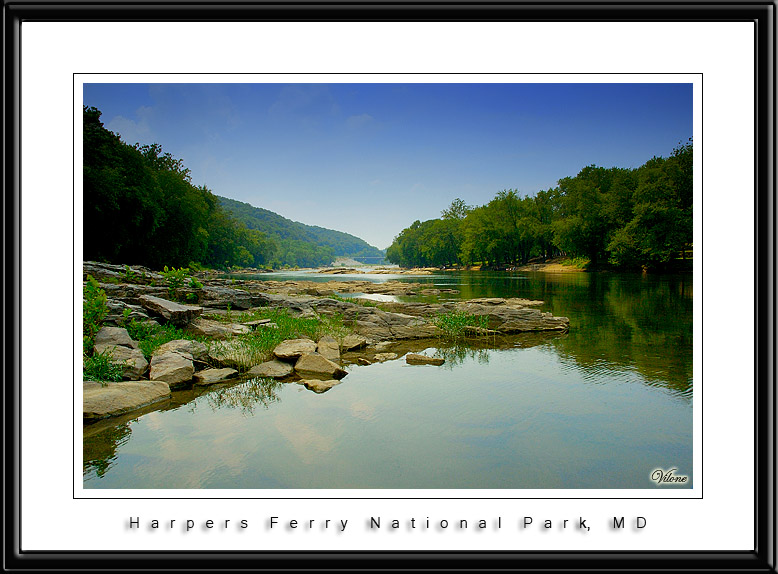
[219, 197, 385, 266]
[85, 106, 360, 269]
[386, 143, 692, 271]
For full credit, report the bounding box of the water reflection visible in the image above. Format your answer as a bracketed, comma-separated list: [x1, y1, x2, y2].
[203, 377, 282, 415]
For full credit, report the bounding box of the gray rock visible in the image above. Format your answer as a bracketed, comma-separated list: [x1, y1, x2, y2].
[317, 335, 340, 362]
[94, 345, 148, 380]
[199, 286, 253, 310]
[247, 359, 294, 379]
[155, 339, 209, 361]
[139, 295, 202, 326]
[405, 353, 445, 366]
[186, 317, 250, 339]
[83, 380, 170, 421]
[294, 353, 348, 380]
[94, 325, 138, 349]
[193, 368, 239, 385]
[149, 351, 194, 388]
[273, 338, 317, 362]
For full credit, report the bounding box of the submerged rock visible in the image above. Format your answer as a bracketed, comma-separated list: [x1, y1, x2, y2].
[374, 352, 398, 362]
[83, 380, 170, 421]
[294, 353, 348, 380]
[405, 353, 445, 366]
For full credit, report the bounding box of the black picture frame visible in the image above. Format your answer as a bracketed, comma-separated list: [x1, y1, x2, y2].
[4, 2, 774, 571]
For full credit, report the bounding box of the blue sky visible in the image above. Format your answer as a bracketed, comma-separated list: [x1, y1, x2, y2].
[83, 83, 692, 250]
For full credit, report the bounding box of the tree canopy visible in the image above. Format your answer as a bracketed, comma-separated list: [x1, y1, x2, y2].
[386, 142, 693, 271]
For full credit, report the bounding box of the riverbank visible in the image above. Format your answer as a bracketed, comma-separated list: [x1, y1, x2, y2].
[83, 261, 570, 421]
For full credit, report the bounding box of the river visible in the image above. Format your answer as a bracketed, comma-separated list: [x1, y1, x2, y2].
[83, 269, 693, 490]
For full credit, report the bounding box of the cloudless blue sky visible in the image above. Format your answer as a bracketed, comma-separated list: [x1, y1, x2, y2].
[84, 83, 692, 249]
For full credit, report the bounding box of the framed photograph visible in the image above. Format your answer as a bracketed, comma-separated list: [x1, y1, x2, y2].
[6, 2, 773, 571]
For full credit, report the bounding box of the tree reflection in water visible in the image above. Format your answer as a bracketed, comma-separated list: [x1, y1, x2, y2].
[202, 376, 283, 416]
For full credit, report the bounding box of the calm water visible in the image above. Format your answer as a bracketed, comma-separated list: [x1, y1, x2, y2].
[83, 270, 693, 489]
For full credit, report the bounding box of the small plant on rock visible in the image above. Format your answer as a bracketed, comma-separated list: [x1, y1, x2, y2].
[161, 265, 191, 299]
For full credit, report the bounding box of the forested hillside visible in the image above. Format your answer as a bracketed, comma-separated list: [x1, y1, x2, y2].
[219, 197, 385, 265]
[83, 106, 382, 269]
[386, 141, 692, 271]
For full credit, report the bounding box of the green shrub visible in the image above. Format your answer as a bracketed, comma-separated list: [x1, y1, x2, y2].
[161, 265, 190, 298]
[83, 275, 108, 354]
[83, 349, 124, 382]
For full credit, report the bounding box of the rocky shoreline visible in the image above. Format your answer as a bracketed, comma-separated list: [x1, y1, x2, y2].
[83, 261, 570, 422]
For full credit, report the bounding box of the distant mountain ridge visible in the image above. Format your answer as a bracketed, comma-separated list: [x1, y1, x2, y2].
[218, 196, 385, 261]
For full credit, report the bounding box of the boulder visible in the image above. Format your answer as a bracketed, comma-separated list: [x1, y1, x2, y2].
[299, 379, 341, 394]
[273, 338, 317, 362]
[95, 345, 148, 380]
[83, 380, 170, 421]
[186, 317, 250, 339]
[139, 295, 202, 326]
[294, 353, 348, 380]
[374, 352, 398, 362]
[93, 326, 138, 350]
[405, 353, 445, 366]
[247, 359, 294, 379]
[154, 339, 209, 361]
[193, 368, 239, 386]
[149, 351, 194, 388]
[316, 335, 340, 362]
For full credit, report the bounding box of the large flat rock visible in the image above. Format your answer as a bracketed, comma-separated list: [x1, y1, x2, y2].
[83, 380, 170, 421]
[273, 338, 317, 362]
[186, 317, 250, 339]
[139, 294, 202, 326]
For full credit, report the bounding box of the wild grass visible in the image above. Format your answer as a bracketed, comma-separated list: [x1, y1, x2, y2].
[123, 318, 204, 360]
[207, 308, 353, 372]
[432, 310, 490, 341]
[83, 349, 124, 382]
